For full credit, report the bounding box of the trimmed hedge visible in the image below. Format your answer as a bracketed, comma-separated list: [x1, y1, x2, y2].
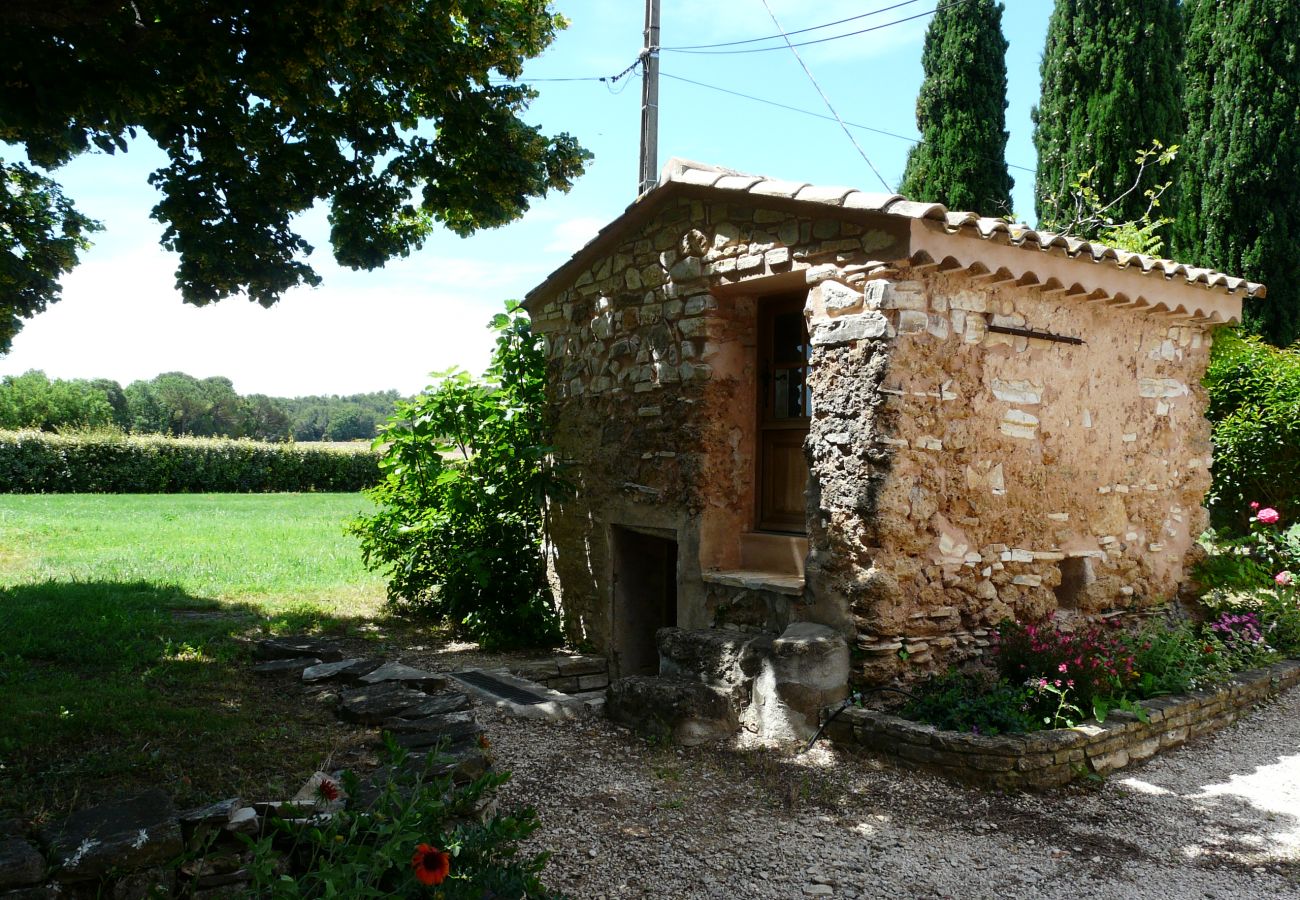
[0, 431, 380, 493]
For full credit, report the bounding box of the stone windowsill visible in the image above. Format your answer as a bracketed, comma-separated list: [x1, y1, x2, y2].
[823, 659, 1300, 790]
[701, 569, 805, 596]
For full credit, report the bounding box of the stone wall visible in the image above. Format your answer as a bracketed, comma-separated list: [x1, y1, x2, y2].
[807, 270, 1216, 683]
[509, 654, 609, 694]
[527, 193, 1223, 684]
[823, 660, 1300, 790]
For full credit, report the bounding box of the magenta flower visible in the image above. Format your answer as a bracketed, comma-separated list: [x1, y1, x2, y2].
[1250, 501, 1261, 511]
[1278, 571, 1294, 588]
[1258, 507, 1281, 524]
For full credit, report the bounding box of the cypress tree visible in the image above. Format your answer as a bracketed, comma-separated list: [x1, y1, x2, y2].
[898, 0, 1013, 215]
[1032, 1, 1184, 233]
[1173, 0, 1300, 346]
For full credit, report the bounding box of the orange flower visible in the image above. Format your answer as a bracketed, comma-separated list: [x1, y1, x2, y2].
[411, 843, 450, 886]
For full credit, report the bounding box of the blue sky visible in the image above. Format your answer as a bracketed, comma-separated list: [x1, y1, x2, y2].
[0, 0, 1052, 397]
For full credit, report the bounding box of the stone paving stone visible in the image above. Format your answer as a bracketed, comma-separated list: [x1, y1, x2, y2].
[382, 710, 484, 749]
[40, 790, 182, 882]
[357, 662, 447, 692]
[0, 838, 44, 890]
[252, 657, 321, 676]
[337, 682, 431, 725]
[390, 690, 472, 720]
[253, 637, 344, 663]
[301, 658, 383, 684]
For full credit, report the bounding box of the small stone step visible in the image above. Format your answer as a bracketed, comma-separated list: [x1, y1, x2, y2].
[0, 838, 44, 890]
[253, 657, 321, 677]
[390, 690, 472, 719]
[40, 790, 182, 882]
[301, 658, 383, 684]
[254, 637, 345, 663]
[405, 742, 492, 783]
[358, 662, 447, 692]
[382, 711, 484, 749]
[605, 675, 738, 747]
[337, 682, 431, 725]
[571, 690, 607, 716]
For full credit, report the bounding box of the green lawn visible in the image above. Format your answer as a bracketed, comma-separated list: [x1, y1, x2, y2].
[0, 493, 393, 818]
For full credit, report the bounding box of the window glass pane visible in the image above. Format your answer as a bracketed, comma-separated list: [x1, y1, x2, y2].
[772, 312, 804, 364]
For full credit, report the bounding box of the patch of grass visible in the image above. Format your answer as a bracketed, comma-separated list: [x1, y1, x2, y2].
[0, 493, 386, 617]
[0, 494, 391, 818]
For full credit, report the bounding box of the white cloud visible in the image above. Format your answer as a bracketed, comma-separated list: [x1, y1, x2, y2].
[544, 216, 607, 254]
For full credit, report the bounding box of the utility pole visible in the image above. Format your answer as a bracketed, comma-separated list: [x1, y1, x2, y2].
[638, 0, 660, 195]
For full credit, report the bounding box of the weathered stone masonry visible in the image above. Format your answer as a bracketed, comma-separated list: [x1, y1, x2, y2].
[525, 159, 1255, 688]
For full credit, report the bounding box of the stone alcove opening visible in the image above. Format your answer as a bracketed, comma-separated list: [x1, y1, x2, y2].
[1055, 556, 1096, 609]
[610, 526, 679, 678]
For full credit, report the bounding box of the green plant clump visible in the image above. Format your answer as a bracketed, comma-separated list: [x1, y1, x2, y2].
[236, 747, 558, 898]
[900, 668, 1037, 735]
[351, 303, 562, 651]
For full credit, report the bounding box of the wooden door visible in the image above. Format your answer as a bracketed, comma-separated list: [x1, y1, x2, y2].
[757, 296, 811, 533]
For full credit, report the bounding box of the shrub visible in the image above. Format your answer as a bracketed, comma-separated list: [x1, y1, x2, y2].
[0, 430, 379, 492]
[350, 304, 562, 651]
[1204, 330, 1300, 531]
[900, 668, 1037, 735]
[237, 750, 558, 898]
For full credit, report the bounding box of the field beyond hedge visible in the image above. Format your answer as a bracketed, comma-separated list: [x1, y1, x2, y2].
[0, 493, 392, 818]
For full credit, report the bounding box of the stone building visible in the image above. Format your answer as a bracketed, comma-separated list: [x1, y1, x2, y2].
[522, 159, 1259, 702]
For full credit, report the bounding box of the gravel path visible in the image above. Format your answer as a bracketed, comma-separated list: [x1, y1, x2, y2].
[486, 688, 1300, 899]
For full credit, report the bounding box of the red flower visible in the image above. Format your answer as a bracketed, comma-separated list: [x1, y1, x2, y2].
[315, 778, 340, 803]
[412, 844, 450, 886]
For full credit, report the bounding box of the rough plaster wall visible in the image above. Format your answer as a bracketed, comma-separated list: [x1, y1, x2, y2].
[811, 271, 1217, 683]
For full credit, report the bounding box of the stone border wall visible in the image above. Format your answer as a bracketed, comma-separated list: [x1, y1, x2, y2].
[823, 659, 1300, 790]
[509, 654, 608, 694]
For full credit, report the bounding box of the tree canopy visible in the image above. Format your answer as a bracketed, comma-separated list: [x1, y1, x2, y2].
[0, 1, 589, 353]
[1032, 0, 1183, 234]
[898, 0, 1013, 216]
[1173, 0, 1300, 346]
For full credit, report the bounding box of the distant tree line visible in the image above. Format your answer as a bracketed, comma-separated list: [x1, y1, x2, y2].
[0, 370, 404, 441]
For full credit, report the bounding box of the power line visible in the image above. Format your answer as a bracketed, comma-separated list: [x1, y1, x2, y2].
[660, 0, 923, 51]
[489, 56, 644, 86]
[663, 0, 974, 55]
[660, 71, 1037, 176]
[758, 0, 892, 192]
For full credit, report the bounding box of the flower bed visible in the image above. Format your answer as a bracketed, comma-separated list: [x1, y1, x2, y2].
[824, 659, 1300, 790]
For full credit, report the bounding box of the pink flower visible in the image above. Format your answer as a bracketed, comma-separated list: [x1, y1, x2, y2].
[1277, 571, 1294, 588]
[1258, 507, 1281, 524]
[1250, 501, 1261, 511]
[1058, 663, 1069, 673]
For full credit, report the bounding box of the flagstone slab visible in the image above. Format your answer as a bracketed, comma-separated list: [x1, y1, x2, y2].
[390, 690, 472, 720]
[337, 682, 431, 725]
[301, 658, 383, 684]
[357, 662, 447, 691]
[40, 790, 182, 882]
